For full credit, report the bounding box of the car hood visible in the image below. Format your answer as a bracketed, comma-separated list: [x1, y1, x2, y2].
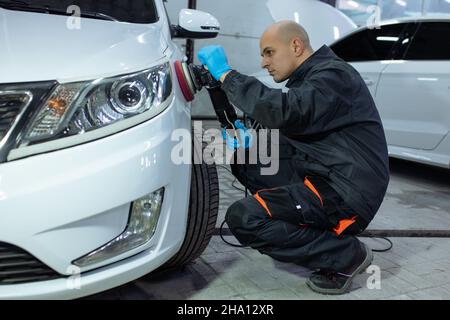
[0, 8, 168, 84]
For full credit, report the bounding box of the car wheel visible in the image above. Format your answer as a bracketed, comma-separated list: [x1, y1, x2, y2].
[161, 142, 219, 269]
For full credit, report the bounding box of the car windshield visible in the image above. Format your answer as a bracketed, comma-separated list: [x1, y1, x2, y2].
[0, 0, 158, 23]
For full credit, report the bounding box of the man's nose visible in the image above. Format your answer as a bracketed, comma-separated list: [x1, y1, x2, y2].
[261, 58, 269, 69]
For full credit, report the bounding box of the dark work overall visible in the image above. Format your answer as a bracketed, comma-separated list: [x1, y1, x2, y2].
[226, 141, 369, 273]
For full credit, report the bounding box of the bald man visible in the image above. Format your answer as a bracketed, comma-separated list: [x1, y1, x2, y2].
[198, 21, 389, 295]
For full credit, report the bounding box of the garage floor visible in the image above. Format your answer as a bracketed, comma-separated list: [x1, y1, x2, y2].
[87, 123, 450, 300]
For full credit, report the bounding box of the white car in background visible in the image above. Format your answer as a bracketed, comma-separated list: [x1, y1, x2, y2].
[330, 17, 450, 169]
[0, 0, 219, 299]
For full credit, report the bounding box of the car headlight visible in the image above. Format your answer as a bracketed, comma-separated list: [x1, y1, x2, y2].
[7, 62, 172, 161]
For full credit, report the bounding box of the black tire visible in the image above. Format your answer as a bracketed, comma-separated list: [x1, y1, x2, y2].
[161, 143, 219, 269]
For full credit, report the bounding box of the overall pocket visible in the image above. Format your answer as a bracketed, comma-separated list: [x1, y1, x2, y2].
[306, 176, 362, 235]
[253, 188, 304, 226]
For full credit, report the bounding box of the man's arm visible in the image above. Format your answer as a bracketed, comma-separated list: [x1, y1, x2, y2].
[198, 45, 356, 135]
[220, 69, 356, 135]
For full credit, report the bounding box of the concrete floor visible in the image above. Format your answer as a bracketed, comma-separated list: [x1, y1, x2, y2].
[86, 153, 450, 300]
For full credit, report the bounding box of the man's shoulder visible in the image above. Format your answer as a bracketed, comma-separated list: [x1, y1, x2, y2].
[310, 57, 354, 74]
[305, 58, 362, 85]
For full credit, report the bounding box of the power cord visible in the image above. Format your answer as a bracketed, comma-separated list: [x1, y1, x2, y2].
[219, 219, 247, 248]
[217, 112, 250, 249]
[367, 236, 393, 253]
[217, 165, 245, 193]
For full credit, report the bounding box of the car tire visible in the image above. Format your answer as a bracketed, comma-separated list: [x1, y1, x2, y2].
[161, 142, 219, 269]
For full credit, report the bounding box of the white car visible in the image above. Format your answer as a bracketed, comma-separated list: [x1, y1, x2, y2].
[330, 17, 450, 169]
[0, 0, 219, 299]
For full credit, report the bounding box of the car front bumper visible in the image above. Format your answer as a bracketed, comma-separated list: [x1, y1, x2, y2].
[0, 95, 192, 299]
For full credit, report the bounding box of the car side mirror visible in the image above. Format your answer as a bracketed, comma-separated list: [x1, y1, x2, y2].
[171, 9, 220, 39]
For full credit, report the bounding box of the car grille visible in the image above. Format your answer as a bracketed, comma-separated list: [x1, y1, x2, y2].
[0, 242, 61, 285]
[0, 92, 31, 144]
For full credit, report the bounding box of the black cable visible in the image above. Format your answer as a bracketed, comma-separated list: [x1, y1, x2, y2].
[219, 220, 247, 248]
[367, 236, 393, 253]
[217, 165, 246, 192]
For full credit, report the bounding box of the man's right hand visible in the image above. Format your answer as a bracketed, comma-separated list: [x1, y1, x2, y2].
[197, 45, 232, 81]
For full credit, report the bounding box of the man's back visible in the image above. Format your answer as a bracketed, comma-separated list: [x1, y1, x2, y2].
[282, 45, 390, 223]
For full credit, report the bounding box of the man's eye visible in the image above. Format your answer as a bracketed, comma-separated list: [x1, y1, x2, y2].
[262, 50, 274, 58]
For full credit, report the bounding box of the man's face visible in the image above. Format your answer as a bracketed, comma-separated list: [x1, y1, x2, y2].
[260, 30, 300, 83]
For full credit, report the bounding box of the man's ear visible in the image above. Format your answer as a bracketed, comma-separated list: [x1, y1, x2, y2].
[292, 38, 305, 57]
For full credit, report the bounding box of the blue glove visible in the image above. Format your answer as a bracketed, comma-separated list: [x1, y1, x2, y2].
[197, 45, 232, 81]
[222, 120, 253, 150]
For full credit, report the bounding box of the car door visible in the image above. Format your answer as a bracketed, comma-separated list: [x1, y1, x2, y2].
[330, 23, 409, 98]
[376, 21, 450, 150]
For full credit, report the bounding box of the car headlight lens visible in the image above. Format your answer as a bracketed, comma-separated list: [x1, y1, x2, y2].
[8, 62, 172, 160]
[111, 80, 148, 113]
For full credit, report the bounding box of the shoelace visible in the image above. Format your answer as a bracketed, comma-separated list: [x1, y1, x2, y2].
[321, 272, 339, 281]
[314, 271, 349, 281]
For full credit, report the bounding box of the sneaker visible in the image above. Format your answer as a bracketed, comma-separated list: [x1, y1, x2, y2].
[306, 242, 373, 295]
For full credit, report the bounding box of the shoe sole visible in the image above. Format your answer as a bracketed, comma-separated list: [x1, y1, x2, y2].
[306, 243, 374, 295]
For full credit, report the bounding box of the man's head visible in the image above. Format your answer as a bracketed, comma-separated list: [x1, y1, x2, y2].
[260, 21, 314, 83]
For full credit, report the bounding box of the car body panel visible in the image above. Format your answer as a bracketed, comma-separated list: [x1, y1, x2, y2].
[388, 131, 450, 169]
[376, 60, 450, 150]
[350, 61, 388, 97]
